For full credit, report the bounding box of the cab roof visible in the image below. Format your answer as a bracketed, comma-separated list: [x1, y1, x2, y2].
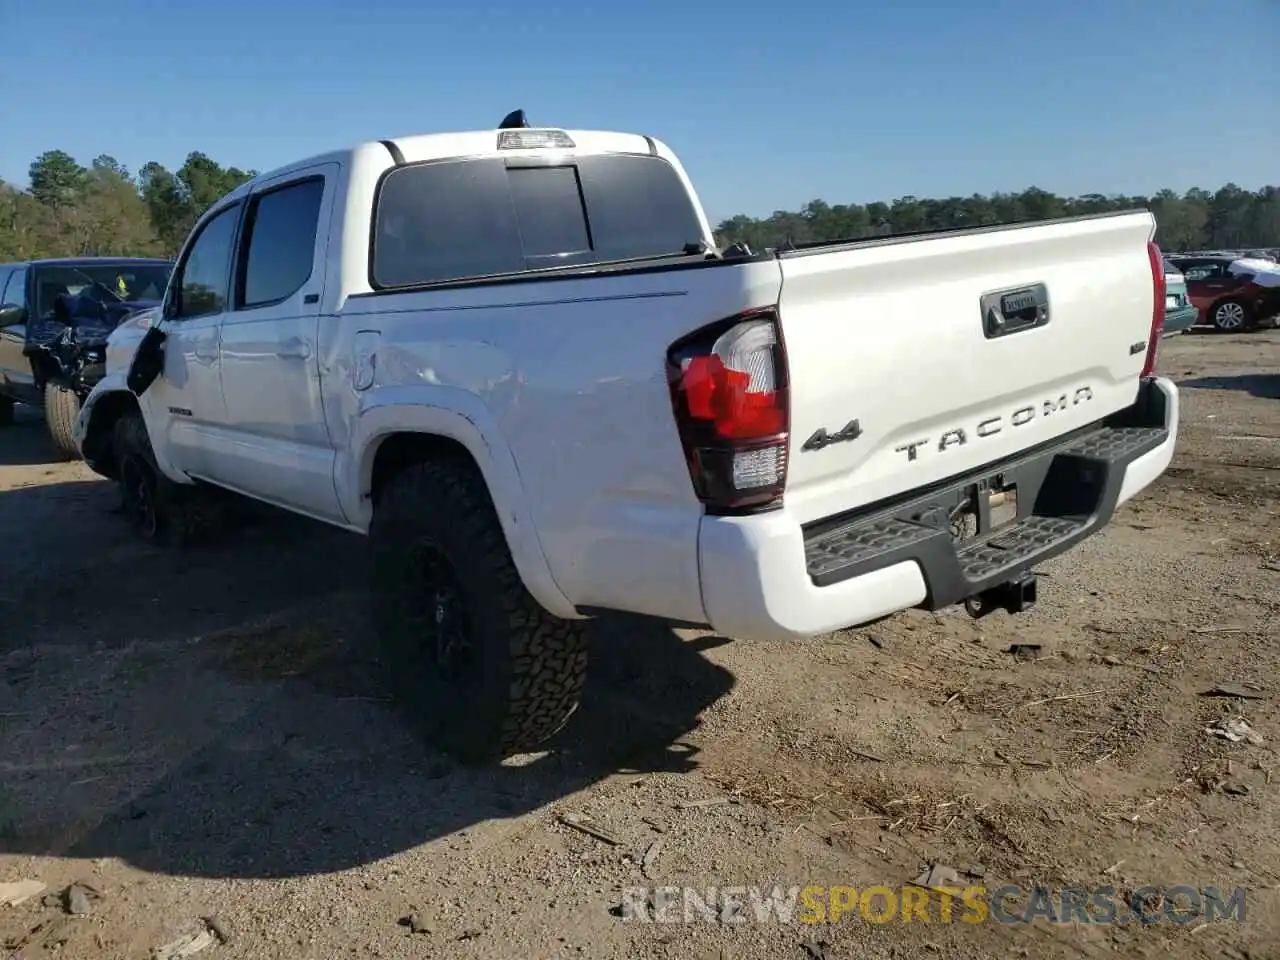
[223, 126, 668, 204]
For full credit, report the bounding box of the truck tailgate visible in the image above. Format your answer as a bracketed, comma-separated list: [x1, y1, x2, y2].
[775, 211, 1158, 520]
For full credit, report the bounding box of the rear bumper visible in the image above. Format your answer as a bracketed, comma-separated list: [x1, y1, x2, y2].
[698, 376, 1178, 641]
[1162, 303, 1199, 335]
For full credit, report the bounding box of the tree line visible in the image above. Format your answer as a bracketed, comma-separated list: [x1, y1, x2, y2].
[2, 148, 1277, 263]
[714, 185, 1280, 254]
[0, 150, 255, 263]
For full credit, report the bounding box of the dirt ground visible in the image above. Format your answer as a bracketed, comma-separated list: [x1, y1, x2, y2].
[1, 330, 1278, 960]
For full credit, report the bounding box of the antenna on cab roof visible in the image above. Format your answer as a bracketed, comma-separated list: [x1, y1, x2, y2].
[498, 109, 530, 130]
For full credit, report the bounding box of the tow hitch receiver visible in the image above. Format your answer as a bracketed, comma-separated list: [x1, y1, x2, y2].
[964, 572, 1038, 619]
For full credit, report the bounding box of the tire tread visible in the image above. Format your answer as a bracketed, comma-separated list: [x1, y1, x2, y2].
[370, 458, 587, 761]
[112, 414, 209, 547]
[44, 383, 80, 457]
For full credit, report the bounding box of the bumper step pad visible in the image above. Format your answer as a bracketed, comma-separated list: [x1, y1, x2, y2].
[803, 422, 1168, 609]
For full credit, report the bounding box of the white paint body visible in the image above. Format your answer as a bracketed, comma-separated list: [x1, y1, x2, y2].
[76, 128, 1178, 640]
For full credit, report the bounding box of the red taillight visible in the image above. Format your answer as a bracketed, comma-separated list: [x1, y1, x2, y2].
[1143, 241, 1166, 377]
[667, 310, 789, 511]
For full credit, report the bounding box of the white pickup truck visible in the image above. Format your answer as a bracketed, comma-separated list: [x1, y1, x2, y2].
[75, 112, 1179, 761]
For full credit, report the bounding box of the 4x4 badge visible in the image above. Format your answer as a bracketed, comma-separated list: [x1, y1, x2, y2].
[802, 419, 863, 452]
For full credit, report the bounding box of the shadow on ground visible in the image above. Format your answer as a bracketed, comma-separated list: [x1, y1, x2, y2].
[0, 411, 75, 467]
[1178, 373, 1280, 400]
[0, 475, 734, 881]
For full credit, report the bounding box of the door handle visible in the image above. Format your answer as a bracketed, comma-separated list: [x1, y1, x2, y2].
[277, 338, 312, 360]
[194, 341, 218, 363]
[981, 283, 1050, 339]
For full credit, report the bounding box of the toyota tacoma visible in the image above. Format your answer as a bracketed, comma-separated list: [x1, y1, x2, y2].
[73, 112, 1179, 761]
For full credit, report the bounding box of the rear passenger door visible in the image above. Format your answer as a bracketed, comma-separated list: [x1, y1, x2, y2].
[214, 164, 341, 522]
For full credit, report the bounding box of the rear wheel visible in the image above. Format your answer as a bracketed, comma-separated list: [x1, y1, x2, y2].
[44, 383, 82, 458]
[1211, 299, 1251, 332]
[0, 396, 13, 428]
[112, 415, 207, 546]
[370, 458, 589, 764]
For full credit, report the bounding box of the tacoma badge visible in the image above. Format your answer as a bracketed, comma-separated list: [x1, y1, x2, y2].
[894, 386, 1095, 462]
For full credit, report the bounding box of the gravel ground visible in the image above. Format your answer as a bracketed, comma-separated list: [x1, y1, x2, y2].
[1, 330, 1278, 960]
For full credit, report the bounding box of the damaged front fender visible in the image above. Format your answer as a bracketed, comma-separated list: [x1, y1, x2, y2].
[73, 307, 163, 473]
[75, 372, 136, 473]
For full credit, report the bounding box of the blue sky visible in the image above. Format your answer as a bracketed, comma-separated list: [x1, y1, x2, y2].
[3, 0, 1277, 223]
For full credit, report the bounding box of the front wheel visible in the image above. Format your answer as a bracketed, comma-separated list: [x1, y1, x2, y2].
[44, 383, 82, 458]
[112, 415, 206, 546]
[1211, 299, 1252, 332]
[370, 459, 589, 764]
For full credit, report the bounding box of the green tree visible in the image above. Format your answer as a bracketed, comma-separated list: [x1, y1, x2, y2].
[138, 152, 255, 254]
[28, 150, 89, 208]
[71, 158, 165, 256]
[715, 185, 1279, 253]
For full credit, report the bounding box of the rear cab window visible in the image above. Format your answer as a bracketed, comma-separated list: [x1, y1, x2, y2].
[370, 153, 705, 288]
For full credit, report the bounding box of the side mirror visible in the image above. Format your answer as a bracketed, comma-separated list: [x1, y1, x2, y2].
[0, 302, 26, 326]
[127, 325, 168, 396]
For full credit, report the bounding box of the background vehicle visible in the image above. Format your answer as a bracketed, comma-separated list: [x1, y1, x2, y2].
[0, 257, 172, 454]
[75, 116, 1177, 763]
[1166, 254, 1280, 332]
[1161, 259, 1199, 336]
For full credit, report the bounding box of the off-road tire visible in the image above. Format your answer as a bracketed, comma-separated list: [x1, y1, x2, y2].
[1211, 298, 1252, 332]
[370, 458, 589, 764]
[0, 396, 13, 428]
[112, 414, 209, 547]
[44, 383, 82, 458]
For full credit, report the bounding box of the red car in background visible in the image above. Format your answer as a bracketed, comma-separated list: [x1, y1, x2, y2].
[1166, 255, 1280, 332]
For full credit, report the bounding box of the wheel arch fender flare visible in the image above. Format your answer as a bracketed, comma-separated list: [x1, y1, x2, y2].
[77, 377, 185, 483]
[344, 386, 581, 620]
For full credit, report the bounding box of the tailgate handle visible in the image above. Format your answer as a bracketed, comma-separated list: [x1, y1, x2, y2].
[981, 284, 1049, 339]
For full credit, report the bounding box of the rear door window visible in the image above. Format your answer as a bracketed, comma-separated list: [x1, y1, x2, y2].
[371, 154, 704, 288]
[237, 177, 325, 308]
